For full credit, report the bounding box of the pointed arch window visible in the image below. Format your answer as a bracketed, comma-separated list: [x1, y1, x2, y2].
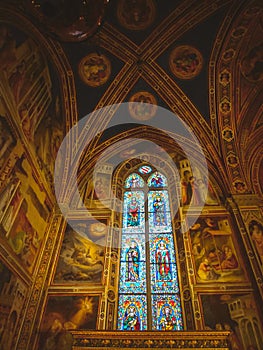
[117, 167, 183, 331]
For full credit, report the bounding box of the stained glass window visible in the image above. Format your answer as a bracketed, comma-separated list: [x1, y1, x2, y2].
[147, 171, 167, 187]
[118, 295, 147, 330]
[122, 191, 145, 233]
[148, 191, 172, 233]
[118, 167, 183, 331]
[139, 165, 152, 174]
[125, 173, 144, 188]
[152, 294, 183, 330]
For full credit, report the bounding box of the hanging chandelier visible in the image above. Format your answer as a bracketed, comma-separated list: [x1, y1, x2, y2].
[26, 0, 110, 42]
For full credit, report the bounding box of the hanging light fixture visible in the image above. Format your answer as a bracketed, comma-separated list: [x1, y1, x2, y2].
[26, 0, 110, 42]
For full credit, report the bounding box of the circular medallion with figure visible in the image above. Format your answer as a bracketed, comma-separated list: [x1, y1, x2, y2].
[78, 53, 111, 87]
[169, 45, 203, 79]
[117, 0, 156, 31]
[128, 91, 157, 121]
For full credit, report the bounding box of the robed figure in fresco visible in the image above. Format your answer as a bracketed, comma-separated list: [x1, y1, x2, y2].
[156, 240, 171, 280]
[220, 245, 238, 270]
[126, 241, 140, 281]
[127, 196, 140, 227]
[158, 304, 177, 330]
[153, 194, 167, 226]
[122, 304, 140, 330]
[249, 220, 263, 264]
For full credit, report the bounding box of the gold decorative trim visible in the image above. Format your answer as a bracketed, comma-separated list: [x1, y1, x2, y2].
[72, 330, 230, 349]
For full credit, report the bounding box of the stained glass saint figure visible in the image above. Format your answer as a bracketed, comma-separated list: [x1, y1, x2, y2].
[153, 193, 167, 226]
[125, 173, 144, 188]
[148, 171, 167, 187]
[126, 241, 140, 281]
[156, 240, 171, 280]
[158, 304, 177, 330]
[127, 196, 140, 227]
[150, 172, 164, 187]
[123, 304, 141, 330]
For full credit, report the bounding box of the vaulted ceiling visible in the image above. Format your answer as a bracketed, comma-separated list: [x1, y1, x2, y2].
[2, 0, 263, 199]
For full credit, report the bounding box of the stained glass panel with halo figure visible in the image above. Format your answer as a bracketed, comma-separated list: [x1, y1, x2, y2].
[119, 261, 147, 294]
[125, 173, 145, 188]
[118, 295, 147, 330]
[148, 191, 172, 233]
[147, 171, 167, 187]
[149, 234, 176, 264]
[120, 235, 146, 261]
[123, 191, 145, 233]
[149, 234, 179, 293]
[152, 294, 183, 330]
[119, 235, 147, 294]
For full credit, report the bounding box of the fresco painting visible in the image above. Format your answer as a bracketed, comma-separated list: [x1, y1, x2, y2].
[177, 159, 219, 206]
[92, 173, 111, 201]
[201, 293, 263, 350]
[54, 224, 105, 284]
[0, 260, 27, 350]
[169, 45, 203, 79]
[0, 154, 48, 272]
[248, 220, 263, 265]
[39, 295, 100, 350]
[0, 23, 64, 276]
[82, 170, 112, 208]
[78, 53, 111, 87]
[0, 116, 15, 168]
[189, 217, 245, 282]
[117, 0, 156, 31]
[34, 109, 64, 187]
[128, 91, 157, 121]
[0, 23, 64, 188]
[241, 43, 263, 82]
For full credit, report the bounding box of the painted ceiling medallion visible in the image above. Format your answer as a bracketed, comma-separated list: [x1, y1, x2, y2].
[128, 91, 157, 121]
[169, 45, 203, 80]
[78, 53, 111, 87]
[27, 0, 109, 42]
[117, 0, 156, 31]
